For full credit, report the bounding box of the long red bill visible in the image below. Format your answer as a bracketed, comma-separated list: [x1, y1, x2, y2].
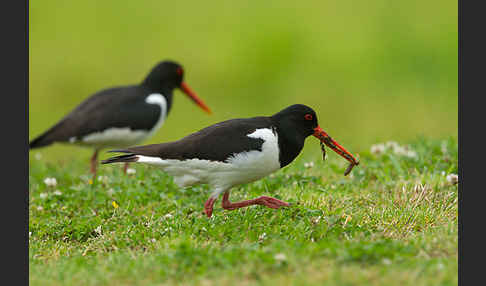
[313, 126, 359, 175]
[179, 82, 212, 114]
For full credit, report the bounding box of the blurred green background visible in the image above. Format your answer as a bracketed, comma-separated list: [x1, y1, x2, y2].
[29, 0, 457, 164]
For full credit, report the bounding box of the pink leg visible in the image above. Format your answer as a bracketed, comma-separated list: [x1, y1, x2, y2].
[90, 150, 99, 176]
[123, 163, 129, 174]
[221, 191, 289, 211]
[204, 197, 217, 218]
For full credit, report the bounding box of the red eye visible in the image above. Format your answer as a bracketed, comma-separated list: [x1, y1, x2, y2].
[176, 67, 183, 76]
[304, 114, 313, 121]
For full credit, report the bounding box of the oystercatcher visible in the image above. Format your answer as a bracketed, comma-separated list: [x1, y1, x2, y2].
[29, 60, 211, 175]
[101, 104, 359, 217]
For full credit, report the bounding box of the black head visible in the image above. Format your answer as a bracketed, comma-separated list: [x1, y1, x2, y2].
[271, 104, 358, 168]
[271, 104, 319, 138]
[142, 60, 211, 114]
[142, 60, 184, 90]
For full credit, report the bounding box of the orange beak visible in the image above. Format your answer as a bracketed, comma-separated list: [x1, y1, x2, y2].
[313, 126, 359, 167]
[179, 82, 212, 114]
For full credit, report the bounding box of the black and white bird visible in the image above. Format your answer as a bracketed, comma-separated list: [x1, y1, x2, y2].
[29, 60, 211, 175]
[101, 104, 359, 217]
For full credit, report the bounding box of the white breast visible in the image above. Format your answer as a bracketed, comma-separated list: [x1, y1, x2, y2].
[133, 128, 281, 197]
[224, 128, 281, 183]
[72, 93, 167, 149]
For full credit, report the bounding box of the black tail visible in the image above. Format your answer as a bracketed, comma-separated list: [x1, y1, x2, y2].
[29, 133, 53, 150]
[29, 120, 68, 150]
[101, 153, 139, 164]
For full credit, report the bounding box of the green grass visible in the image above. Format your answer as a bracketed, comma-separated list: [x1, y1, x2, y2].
[29, 136, 458, 285]
[29, 1, 458, 284]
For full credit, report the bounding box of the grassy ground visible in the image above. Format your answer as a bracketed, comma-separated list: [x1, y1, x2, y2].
[29, 1, 458, 284]
[29, 136, 458, 285]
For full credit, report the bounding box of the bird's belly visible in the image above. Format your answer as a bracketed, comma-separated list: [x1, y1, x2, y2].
[72, 128, 152, 149]
[221, 146, 281, 187]
[168, 145, 279, 189]
[143, 149, 280, 190]
[151, 159, 228, 188]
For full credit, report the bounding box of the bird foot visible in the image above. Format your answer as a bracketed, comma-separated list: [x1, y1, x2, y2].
[204, 197, 217, 218]
[254, 196, 290, 209]
[205, 193, 290, 218]
[221, 191, 289, 211]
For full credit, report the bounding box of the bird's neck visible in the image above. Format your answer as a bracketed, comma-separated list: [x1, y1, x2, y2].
[141, 83, 174, 116]
[273, 120, 306, 168]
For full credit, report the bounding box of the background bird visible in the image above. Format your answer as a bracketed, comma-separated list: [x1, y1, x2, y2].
[29, 60, 211, 175]
[101, 104, 359, 217]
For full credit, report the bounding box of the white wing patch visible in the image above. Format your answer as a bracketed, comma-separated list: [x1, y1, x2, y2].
[226, 128, 280, 167]
[76, 93, 167, 149]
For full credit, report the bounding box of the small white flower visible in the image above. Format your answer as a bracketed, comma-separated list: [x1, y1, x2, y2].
[126, 168, 136, 175]
[405, 150, 418, 159]
[39, 193, 48, 199]
[94, 225, 102, 235]
[382, 258, 392, 265]
[53, 190, 62, 196]
[441, 141, 448, 154]
[107, 188, 115, 196]
[44, 177, 57, 187]
[70, 184, 83, 191]
[151, 238, 157, 243]
[392, 145, 407, 156]
[385, 141, 400, 149]
[29, 231, 32, 237]
[304, 161, 315, 168]
[441, 171, 446, 176]
[370, 143, 386, 155]
[274, 253, 287, 262]
[258, 232, 267, 242]
[97, 175, 109, 183]
[446, 173, 458, 185]
[311, 216, 321, 224]
[375, 141, 419, 159]
[164, 213, 173, 219]
[35, 153, 42, 160]
[37, 206, 44, 211]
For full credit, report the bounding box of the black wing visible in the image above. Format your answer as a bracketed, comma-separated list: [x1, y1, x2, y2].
[29, 85, 161, 149]
[107, 117, 274, 163]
